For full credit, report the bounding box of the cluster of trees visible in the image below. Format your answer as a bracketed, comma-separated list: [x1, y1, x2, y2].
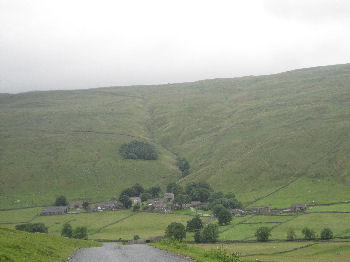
[119, 141, 158, 160]
[176, 157, 190, 177]
[118, 183, 162, 208]
[255, 226, 334, 242]
[165, 215, 219, 243]
[55, 195, 67, 206]
[61, 222, 88, 239]
[15, 223, 48, 233]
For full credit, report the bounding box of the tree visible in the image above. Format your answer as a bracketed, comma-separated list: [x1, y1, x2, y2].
[140, 192, 152, 202]
[212, 204, 226, 217]
[120, 187, 137, 197]
[165, 222, 186, 241]
[194, 229, 202, 243]
[173, 193, 190, 209]
[119, 141, 158, 160]
[72, 226, 88, 239]
[119, 194, 132, 209]
[82, 201, 89, 210]
[132, 183, 144, 196]
[133, 235, 140, 240]
[55, 195, 67, 206]
[166, 182, 184, 196]
[177, 157, 190, 177]
[255, 227, 271, 242]
[185, 182, 212, 202]
[149, 185, 162, 198]
[217, 208, 232, 226]
[186, 215, 203, 232]
[302, 227, 316, 240]
[320, 228, 333, 240]
[201, 224, 219, 243]
[61, 223, 73, 238]
[16, 223, 48, 233]
[133, 203, 141, 211]
[286, 228, 296, 241]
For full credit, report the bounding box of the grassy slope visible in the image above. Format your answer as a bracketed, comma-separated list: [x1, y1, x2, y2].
[0, 227, 100, 262]
[1, 63, 350, 208]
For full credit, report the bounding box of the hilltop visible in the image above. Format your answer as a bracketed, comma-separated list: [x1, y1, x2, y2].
[1, 63, 350, 208]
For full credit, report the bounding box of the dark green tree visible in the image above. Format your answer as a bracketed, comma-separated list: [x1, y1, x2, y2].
[61, 223, 73, 238]
[120, 187, 137, 197]
[177, 157, 190, 177]
[82, 201, 89, 210]
[140, 192, 152, 202]
[166, 182, 184, 196]
[217, 208, 232, 226]
[165, 222, 186, 241]
[255, 227, 271, 242]
[132, 183, 144, 196]
[72, 226, 88, 239]
[119, 141, 158, 160]
[201, 224, 219, 243]
[186, 215, 203, 232]
[302, 227, 316, 240]
[15, 223, 48, 233]
[149, 185, 162, 198]
[133, 203, 141, 211]
[194, 229, 202, 243]
[119, 194, 132, 209]
[173, 193, 190, 209]
[320, 228, 333, 240]
[212, 204, 226, 217]
[55, 195, 67, 206]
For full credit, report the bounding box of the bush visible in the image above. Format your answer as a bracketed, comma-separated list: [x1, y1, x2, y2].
[255, 227, 271, 242]
[320, 228, 333, 240]
[186, 215, 203, 232]
[204, 247, 241, 262]
[119, 141, 157, 160]
[165, 222, 186, 241]
[133, 203, 141, 211]
[72, 226, 88, 239]
[201, 224, 219, 243]
[302, 227, 316, 240]
[55, 195, 67, 206]
[286, 228, 296, 241]
[61, 223, 73, 238]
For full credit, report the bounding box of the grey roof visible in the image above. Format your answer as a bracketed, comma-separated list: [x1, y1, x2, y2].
[42, 206, 68, 213]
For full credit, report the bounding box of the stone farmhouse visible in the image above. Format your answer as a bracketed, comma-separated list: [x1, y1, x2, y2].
[88, 200, 122, 212]
[230, 209, 246, 217]
[68, 200, 85, 209]
[130, 197, 141, 205]
[41, 206, 68, 216]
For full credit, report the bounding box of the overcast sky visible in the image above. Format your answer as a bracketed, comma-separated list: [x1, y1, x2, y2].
[1, 0, 350, 93]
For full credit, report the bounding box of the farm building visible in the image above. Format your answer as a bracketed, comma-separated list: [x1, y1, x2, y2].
[163, 193, 175, 201]
[89, 200, 122, 212]
[290, 204, 307, 212]
[68, 200, 85, 209]
[41, 206, 68, 216]
[251, 206, 271, 215]
[230, 209, 246, 217]
[130, 197, 141, 205]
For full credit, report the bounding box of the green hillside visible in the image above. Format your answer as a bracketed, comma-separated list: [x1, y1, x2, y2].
[1, 63, 350, 208]
[0, 227, 99, 262]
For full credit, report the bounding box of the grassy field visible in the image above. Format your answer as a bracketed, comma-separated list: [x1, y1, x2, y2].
[0, 227, 100, 262]
[0, 208, 201, 240]
[1, 63, 350, 209]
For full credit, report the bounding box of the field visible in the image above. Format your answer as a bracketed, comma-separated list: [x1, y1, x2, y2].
[0, 208, 203, 240]
[0, 227, 100, 262]
[1, 63, 350, 210]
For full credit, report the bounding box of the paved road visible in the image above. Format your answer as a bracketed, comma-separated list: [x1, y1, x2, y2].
[68, 243, 194, 262]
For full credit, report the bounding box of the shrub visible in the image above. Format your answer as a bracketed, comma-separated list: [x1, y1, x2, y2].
[320, 228, 333, 240]
[255, 227, 271, 242]
[201, 224, 219, 243]
[72, 226, 88, 239]
[119, 141, 157, 160]
[61, 223, 73, 238]
[204, 247, 241, 262]
[302, 227, 316, 240]
[133, 203, 141, 211]
[133, 235, 140, 240]
[286, 228, 296, 241]
[55, 195, 67, 206]
[186, 215, 203, 232]
[165, 222, 186, 241]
